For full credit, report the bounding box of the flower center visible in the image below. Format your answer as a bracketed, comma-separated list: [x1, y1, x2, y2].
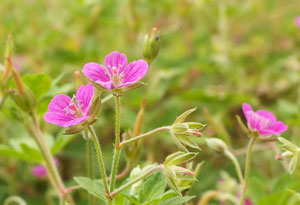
[106, 65, 125, 88]
[64, 97, 84, 117]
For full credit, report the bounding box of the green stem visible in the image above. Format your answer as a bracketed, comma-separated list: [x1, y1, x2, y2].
[86, 131, 96, 205]
[224, 149, 244, 184]
[87, 126, 110, 196]
[110, 165, 164, 198]
[102, 94, 113, 104]
[109, 96, 121, 194]
[239, 137, 256, 205]
[119, 126, 170, 148]
[31, 112, 68, 203]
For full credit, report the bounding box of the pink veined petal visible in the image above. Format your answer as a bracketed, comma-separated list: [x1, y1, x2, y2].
[242, 103, 253, 122]
[95, 80, 114, 90]
[269, 121, 288, 135]
[82, 62, 110, 82]
[257, 128, 277, 136]
[65, 116, 89, 127]
[257, 110, 277, 123]
[48, 94, 72, 114]
[122, 59, 148, 84]
[104, 51, 128, 75]
[76, 84, 94, 114]
[44, 112, 75, 127]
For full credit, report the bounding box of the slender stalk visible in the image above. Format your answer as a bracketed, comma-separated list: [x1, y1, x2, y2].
[224, 150, 244, 184]
[102, 94, 113, 104]
[109, 96, 121, 195]
[31, 112, 68, 203]
[87, 126, 110, 196]
[239, 137, 256, 205]
[119, 126, 170, 148]
[87, 136, 96, 205]
[110, 165, 164, 198]
[198, 191, 219, 205]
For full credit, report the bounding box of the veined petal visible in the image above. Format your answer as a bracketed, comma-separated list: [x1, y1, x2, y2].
[44, 112, 75, 127]
[105, 51, 127, 74]
[122, 59, 148, 84]
[257, 110, 276, 123]
[95, 80, 114, 90]
[83, 62, 110, 82]
[48, 94, 72, 114]
[269, 121, 288, 135]
[242, 103, 253, 122]
[76, 84, 94, 114]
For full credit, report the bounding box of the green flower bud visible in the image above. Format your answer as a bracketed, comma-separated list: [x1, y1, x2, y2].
[13, 86, 37, 114]
[206, 138, 227, 153]
[142, 27, 160, 65]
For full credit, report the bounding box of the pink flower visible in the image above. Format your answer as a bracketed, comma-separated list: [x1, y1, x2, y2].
[82, 51, 148, 90]
[295, 16, 300, 28]
[44, 84, 94, 127]
[237, 193, 253, 205]
[242, 103, 288, 136]
[32, 158, 59, 178]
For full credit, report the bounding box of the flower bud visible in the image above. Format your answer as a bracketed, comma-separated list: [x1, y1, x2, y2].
[142, 27, 160, 65]
[206, 138, 227, 153]
[2, 34, 13, 86]
[164, 151, 197, 166]
[88, 94, 101, 120]
[75, 71, 81, 89]
[13, 86, 37, 114]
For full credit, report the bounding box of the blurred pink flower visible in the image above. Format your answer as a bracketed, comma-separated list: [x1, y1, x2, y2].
[295, 16, 300, 27]
[242, 103, 288, 136]
[32, 158, 59, 178]
[82, 51, 148, 90]
[237, 192, 253, 205]
[44, 84, 94, 127]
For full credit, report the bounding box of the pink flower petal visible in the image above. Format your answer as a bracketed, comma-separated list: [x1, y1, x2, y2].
[270, 121, 288, 134]
[105, 51, 128, 74]
[257, 110, 276, 123]
[76, 84, 94, 114]
[48, 94, 72, 114]
[44, 112, 75, 127]
[122, 60, 148, 84]
[32, 165, 47, 178]
[242, 103, 253, 122]
[82, 62, 110, 82]
[95, 80, 114, 90]
[295, 16, 300, 28]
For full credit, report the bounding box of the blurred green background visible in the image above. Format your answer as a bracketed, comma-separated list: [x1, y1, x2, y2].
[1, 0, 300, 204]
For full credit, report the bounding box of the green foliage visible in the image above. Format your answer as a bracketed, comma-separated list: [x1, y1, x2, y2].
[74, 177, 107, 202]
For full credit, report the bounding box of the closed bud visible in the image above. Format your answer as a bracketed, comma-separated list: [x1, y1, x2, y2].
[13, 86, 37, 114]
[206, 138, 227, 153]
[89, 95, 101, 119]
[164, 151, 197, 166]
[142, 27, 160, 65]
[2, 34, 13, 85]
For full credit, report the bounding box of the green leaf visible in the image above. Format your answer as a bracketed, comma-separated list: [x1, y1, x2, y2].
[138, 171, 167, 203]
[0, 145, 25, 160]
[144, 188, 189, 205]
[22, 74, 52, 100]
[160, 195, 195, 205]
[74, 177, 106, 202]
[51, 134, 76, 155]
[121, 194, 141, 205]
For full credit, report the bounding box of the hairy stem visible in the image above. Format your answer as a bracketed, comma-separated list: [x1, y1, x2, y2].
[31, 112, 73, 204]
[109, 96, 121, 195]
[224, 149, 244, 184]
[86, 132, 96, 205]
[239, 137, 256, 205]
[119, 126, 170, 148]
[110, 165, 164, 198]
[87, 126, 110, 196]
